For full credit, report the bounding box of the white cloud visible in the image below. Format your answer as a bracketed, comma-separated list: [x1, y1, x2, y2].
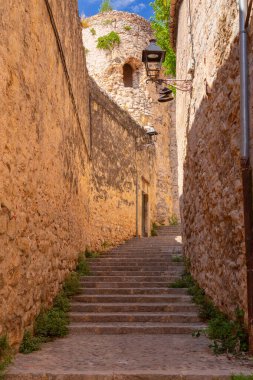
[131, 2, 146, 12]
[111, 0, 136, 9]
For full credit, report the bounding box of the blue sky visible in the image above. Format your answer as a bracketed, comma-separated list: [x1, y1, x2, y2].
[78, 0, 154, 20]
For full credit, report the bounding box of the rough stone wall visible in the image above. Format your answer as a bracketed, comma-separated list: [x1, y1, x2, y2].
[89, 78, 157, 248]
[83, 11, 179, 223]
[0, 0, 90, 345]
[176, 0, 249, 318]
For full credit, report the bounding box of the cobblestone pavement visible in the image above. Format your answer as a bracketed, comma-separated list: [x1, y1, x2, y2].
[6, 334, 253, 379]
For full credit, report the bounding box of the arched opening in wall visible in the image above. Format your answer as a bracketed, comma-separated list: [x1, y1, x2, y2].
[123, 64, 133, 87]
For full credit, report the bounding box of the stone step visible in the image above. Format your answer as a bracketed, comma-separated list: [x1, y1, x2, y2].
[88, 262, 182, 268]
[89, 259, 181, 264]
[72, 294, 191, 303]
[69, 312, 200, 323]
[87, 258, 175, 263]
[70, 302, 197, 313]
[79, 287, 188, 295]
[69, 322, 205, 335]
[90, 270, 183, 276]
[82, 282, 174, 288]
[96, 255, 174, 259]
[81, 276, 179, 283]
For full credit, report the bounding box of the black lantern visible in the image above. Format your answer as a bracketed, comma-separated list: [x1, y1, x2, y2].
[142, 39, 166, 79]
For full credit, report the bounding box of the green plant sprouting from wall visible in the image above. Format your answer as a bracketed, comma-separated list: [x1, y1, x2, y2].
[150, 0, 176, 77]
[0, 336, 12, 378]
[97, 31, 120, 50]
[90, 28, 96, 35]
[124, 25, 132, 31]
[99, 0, 113, 13]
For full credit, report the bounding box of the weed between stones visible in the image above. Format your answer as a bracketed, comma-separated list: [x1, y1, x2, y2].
[0, 336, 12, 378]
[151, 222, 158, 236]
[18, 254, 90, 356]
[170, 266, 248, 355]
[171, 255, 183, 263]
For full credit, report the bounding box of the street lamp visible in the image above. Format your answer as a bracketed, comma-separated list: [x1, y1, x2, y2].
[142, 39, 166, 80]
[142, 39, 192, 93]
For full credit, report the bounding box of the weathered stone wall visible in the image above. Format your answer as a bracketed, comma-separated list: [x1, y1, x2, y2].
[89, 77, 157, 248]
[0, 0, 90, 345]
[176, 0, 251, 318]
[83, 11, 179, 223]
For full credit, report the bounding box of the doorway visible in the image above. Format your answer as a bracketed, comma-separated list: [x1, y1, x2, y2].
[142, 192, 148, 237]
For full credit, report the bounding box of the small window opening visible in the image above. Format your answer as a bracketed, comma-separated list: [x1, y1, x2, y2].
[123, 64, 133, 87]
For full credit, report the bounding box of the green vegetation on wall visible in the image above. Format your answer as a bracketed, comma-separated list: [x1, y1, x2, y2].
[150, 0, 176, 77]
[99, 0, 113, 13]
[97, 31, 120, 50]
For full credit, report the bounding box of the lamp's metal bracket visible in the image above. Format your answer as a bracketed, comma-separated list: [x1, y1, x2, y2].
[146, 77, 192, 92]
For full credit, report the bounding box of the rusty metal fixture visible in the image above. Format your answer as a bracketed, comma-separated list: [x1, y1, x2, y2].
[147, 77, 192, 92]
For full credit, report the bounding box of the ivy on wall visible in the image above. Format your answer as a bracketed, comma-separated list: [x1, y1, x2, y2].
[97, 31, 121, 50]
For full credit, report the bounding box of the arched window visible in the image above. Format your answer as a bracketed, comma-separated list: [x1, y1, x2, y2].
[123, 64, 133, 87]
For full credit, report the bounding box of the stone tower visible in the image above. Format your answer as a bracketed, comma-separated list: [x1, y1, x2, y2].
[83, 11, 179, 223]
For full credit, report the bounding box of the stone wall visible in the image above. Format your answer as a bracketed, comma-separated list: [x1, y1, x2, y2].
[83, 11, 179, 223]
[0, 0, 90, 345]
[88, 77, 157, 248]
[175, 0, 253, 318]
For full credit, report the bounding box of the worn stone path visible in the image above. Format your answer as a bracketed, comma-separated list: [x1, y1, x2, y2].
[6, 226, 253, 379]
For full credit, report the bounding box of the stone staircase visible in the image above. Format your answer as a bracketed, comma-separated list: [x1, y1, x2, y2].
[69, 225, 205, 334]
[7, 225, 253, 379]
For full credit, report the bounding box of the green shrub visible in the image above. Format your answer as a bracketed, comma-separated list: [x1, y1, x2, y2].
[19, 331, 42, 354]
[99, 0, 113, 13]
[168, 214, 178, 226]
[124, 25, 132, 31]
[170, 268, 248, 354]
[171, 255, 183, 263]
[85, 248, 100, 259]
[63, 272, 80, 296]
[151, 222, 158, 236]
[0, 336, 12, 376]
[101, 241, 111, 250]
[170, 271, 193, 288]
[97, 31, 120, 50]
[207, 308, 248, 354]
[90, 28, 96, 35]
[76, 255, 90, 276]
[35, 309, 68, 338]
[53, 291, 70, 312]
[231, 376, 253, 380]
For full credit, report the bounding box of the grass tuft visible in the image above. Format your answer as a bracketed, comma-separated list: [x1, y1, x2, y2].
[35, 309, 68, 339]
[63, 272, 80, 297]
[151, 222, 158, 236]
[170, 268, 248, 354]
[171, 255, 183, 263]
[0, 336, 12, 378]
[19, 331, 43, 354]
[76, 254, 90, 276]
[168, 214, 178, 226]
